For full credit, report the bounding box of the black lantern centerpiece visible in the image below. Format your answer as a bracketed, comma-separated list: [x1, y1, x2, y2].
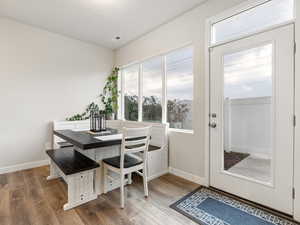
[90, 110, 107, 132]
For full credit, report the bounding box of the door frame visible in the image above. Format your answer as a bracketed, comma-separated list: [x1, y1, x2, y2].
[209, 24, 295, 214]
[203, 0, 298, 218]
[293, 0, 300, 221]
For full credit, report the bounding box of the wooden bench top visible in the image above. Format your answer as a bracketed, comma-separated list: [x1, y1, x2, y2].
[46, 148, 99, 175]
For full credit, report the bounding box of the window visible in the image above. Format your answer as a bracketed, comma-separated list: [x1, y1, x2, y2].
[142, 57, 163, 123]
[121, 46, 193, 130]
[123, 65, 139, 121]
[211, 0, 294, 44]
[166, 47, 193, 130]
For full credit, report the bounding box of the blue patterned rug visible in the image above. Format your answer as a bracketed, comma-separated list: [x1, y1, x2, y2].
[170, 187, 298, 225]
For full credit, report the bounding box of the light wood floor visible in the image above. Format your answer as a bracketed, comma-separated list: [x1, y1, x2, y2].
[0, 166, 199, 225]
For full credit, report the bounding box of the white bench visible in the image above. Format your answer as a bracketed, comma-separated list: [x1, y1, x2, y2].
[46, 148, 99, 210]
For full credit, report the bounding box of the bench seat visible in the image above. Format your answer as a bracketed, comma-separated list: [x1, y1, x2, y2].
[46, 148, 99, 175]
[46, 148, 99, 210]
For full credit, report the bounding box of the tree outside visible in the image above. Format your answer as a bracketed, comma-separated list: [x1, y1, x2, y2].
[124, 95, 192, 129]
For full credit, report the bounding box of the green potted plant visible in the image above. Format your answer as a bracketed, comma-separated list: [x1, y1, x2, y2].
[100, 67, 119, 120]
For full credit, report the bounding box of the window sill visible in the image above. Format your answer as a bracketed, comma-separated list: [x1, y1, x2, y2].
[168, 128, 194, 134]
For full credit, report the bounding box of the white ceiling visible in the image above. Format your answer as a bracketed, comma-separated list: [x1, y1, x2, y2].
[0, 0, 206, 49]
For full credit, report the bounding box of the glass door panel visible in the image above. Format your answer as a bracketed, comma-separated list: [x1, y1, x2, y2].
[223, 44, 273, 184]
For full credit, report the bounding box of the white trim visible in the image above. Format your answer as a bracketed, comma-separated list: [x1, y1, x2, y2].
[168, 128, 194, 134]
[147, 170, 169, 181]
[294, 0, 300, 221]
[169, 167, 208, 186]
[0, 159, 49, 174]
[208, 0, 271, 25]
[204, 17, 211, 188]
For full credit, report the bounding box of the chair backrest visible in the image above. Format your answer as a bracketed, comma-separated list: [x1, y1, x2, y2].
[120, 121, 168, 149]
[120, 126, 152, 170]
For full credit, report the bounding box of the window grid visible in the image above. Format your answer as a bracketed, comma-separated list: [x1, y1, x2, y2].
[120, 46, 193, 130]
[138, 64, 143, 122]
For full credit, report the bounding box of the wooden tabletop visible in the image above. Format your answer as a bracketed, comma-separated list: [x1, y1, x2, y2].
[54, 128, 121, 150]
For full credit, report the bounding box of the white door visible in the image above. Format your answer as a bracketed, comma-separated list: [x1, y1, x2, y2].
[210, 24, 294, 214]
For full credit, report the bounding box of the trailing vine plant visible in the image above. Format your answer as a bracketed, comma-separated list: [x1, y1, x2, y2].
[65, 67, 119, 121]
[66, 102, 99, 121]
[100, 67, 119, 118]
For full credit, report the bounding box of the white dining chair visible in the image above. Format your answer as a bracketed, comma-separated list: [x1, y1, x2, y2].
[102, 126, 152, 208]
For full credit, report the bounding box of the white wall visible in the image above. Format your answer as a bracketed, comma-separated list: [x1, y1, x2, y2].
[0, 18, 114, 171]
[115, 0, 245, 183]
[224, 97, 271, 158]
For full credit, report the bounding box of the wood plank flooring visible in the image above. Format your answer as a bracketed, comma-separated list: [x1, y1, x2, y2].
[0, 166, 199, 225]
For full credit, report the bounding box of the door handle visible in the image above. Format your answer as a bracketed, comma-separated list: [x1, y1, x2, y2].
[209, 122, 217, 128]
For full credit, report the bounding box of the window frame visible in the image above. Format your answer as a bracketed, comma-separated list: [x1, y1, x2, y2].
[119, 44, 194, 131]
[208, 0, 296, 47]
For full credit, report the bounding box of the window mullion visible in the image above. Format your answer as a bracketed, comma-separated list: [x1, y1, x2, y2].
[138, 64, 143, 122]
[119, 69, 124, 120]
[162, 56, 167, 124]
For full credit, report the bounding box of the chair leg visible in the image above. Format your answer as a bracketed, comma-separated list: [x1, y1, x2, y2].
[120, 174, 125, 208]
[128, 173, 132, 184]
[103, 165, 108, 194]
[143, 168, 149, 197]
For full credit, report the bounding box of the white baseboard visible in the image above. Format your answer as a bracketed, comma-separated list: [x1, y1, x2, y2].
[148, 170, 169, 181]
[169, 167, 208, 186]
[0, 159, 50, 174]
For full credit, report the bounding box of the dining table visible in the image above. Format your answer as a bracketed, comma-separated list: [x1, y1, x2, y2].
[53, 128, 125, 195]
